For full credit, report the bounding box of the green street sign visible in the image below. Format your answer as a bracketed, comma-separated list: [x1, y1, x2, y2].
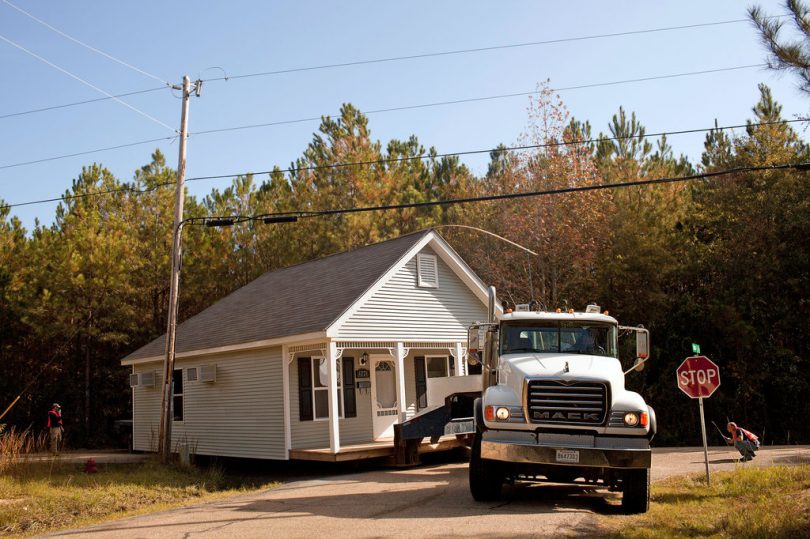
[692, 343, 701, 354]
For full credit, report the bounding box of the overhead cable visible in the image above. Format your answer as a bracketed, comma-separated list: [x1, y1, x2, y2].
[193, 64, 766, 137]
[203, 18, 780, 82]
[0, 33, 176, 133]
[184, 118, 808, 182]
[169, 162, 810, 226]
[0, 64, 772, 169]
[1, 118, 806, 211]
[1, 15, 784, 120]
[1, 0, 171, 86]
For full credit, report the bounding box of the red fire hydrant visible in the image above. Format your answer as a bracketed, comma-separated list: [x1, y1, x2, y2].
[84, 458, 98, 474]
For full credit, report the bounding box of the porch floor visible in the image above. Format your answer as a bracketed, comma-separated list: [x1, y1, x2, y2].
[289, 435, 468, 463]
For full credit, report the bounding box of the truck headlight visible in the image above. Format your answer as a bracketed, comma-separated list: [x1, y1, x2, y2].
[495, 407, 510, 421]
[624, 412, 640, 426]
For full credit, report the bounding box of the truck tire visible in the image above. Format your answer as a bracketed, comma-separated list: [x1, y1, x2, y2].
[621, 468, 650, 514]
[469, 430, 503, 501]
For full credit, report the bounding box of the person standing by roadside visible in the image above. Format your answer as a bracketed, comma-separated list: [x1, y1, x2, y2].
[47, 403, 63, 455]
[724, 421, 759, 462]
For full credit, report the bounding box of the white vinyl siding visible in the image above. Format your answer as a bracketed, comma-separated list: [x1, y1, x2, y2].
[337, 246, 488, 340]
[290, 354, 373, 449]
[132, 347, 285, 460]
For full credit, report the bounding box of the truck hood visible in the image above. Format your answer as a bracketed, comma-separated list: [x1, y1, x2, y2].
[499, 353, 626, 393]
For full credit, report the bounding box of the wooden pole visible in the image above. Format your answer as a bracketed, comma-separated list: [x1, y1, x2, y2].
[158, 75, 191, 462]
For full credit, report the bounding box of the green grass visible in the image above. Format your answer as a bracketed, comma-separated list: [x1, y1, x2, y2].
[0, 460, 279, 537]
[602, 465, 810, 538]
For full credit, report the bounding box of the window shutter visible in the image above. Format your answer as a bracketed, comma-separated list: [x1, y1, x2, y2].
[342, 357, 356, 418]
[417, 254, 439, 288]
[298, 357, 313, 421]
[414, 356, 427, 410]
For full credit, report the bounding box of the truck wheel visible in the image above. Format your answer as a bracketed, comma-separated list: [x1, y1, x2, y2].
[469, 430, 503, 501]
[621, 468, 650, 514]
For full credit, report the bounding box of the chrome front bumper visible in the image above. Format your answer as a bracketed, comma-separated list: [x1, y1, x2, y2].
[480, 431, 651, 469]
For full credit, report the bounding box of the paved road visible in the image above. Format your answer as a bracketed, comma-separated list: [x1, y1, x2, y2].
[46, 446, 810, 539]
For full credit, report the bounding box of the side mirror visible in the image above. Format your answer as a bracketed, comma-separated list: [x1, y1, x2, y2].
[467, 325, 483, 365]
[636, 328, 650, 361]
[620, 326, 651, 375]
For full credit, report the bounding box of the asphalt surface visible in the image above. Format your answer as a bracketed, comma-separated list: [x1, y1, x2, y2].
[45, 446, 810, 539]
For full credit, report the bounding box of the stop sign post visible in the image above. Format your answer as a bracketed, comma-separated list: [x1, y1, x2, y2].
[676, 355, 721, 485]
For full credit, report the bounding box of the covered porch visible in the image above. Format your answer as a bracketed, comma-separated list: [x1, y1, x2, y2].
[284, 340, 481, 460]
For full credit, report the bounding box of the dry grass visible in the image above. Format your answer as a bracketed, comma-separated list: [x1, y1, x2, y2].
[0, 429, 279, 537]
[601, 465, 810, 538]
[0, 427, 47, 474]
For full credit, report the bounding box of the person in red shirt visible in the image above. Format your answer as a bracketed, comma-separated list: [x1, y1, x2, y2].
[724, 421, 759, 462]
[47, 403, 63, 455]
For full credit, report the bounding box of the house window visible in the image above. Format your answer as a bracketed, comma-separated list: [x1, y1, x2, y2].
[172, 369, 184, 422]
[298, 357, 356, 421]
[426, 355, 452, 378]
[416, 253, 439, 288]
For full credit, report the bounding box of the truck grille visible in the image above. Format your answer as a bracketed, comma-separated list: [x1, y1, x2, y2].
[525, 380, 607, 425]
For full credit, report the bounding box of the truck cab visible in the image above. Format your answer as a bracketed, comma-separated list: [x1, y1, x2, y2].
[468, 287, 655, 513]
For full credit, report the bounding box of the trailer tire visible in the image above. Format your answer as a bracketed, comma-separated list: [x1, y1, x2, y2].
[469, 429, 503, 501]
[621, 468, 650, 514]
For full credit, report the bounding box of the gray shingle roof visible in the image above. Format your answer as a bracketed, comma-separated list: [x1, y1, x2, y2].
[124, 230, 431, 361]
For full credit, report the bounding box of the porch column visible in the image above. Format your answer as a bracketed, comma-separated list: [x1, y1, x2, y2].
[327, 341, 341, 453]
[455, 342, 465, 376]
[395, 342, 408, 422]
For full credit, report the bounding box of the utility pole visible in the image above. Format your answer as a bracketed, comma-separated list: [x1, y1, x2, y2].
[158, 75, 199, 462]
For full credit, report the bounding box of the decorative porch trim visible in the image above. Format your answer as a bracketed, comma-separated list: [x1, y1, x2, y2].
[404, 341, 458, 349]
[287, 342, 328, 363]
[334, 341, 397, 349]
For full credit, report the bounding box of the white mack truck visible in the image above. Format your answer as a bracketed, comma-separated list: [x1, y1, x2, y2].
[466, 287, 655, 513]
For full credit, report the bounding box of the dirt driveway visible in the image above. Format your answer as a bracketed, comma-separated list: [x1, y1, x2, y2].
[46, 446, 810, 539]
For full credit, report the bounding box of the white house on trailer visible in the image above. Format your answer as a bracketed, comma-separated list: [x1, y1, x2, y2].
[122, 229, 489, 461]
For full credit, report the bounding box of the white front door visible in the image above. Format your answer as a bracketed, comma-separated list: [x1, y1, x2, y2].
[371, 356, 399, 440]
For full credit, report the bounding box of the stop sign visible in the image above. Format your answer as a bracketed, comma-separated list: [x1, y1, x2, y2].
[676, 356, 721, 398]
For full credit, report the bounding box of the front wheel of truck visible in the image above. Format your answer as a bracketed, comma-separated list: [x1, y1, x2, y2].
[469, 430, 503, 501]
[621, 468, 650, 514]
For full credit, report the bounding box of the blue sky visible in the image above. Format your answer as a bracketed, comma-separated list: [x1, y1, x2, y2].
[1, 0, 807, 229]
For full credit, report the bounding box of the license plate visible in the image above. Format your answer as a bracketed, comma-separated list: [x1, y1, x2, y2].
[556, 449, 580, 463]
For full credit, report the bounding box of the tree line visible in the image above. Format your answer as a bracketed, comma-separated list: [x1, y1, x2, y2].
[1, 79, 808, 447]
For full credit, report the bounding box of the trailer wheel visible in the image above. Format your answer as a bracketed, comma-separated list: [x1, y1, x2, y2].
[469, 430, 503, 501]
[621, 468, 650, 514]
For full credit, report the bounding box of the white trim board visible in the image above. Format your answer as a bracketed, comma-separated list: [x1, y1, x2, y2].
[122, 331, 327, 366]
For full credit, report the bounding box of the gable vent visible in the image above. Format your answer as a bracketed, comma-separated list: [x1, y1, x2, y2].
[200, 364, 217, 383]
[417, 253, 439, 288]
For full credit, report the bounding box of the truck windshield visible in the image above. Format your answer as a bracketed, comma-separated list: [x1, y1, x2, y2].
[501, 321, 617, 358]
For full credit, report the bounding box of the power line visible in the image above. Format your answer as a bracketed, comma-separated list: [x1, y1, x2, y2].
[193, 64, 766, 137]
[1, 118, 806, 211]
[185, 118, 808, 183]
[204, 18, 777, 82]
[177, 162, 810, 225]
[1, 0, 171, 86]
[0, 63, 769, 170]
[0, 15, 783, 121]
[0, 33, 176, 133]
[0, 86, 168, 120]
[0, 136, 177, 171]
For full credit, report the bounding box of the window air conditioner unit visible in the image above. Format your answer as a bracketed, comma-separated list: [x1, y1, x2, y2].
[200, 364, 217, 383]
[130, 371, 156, 388]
